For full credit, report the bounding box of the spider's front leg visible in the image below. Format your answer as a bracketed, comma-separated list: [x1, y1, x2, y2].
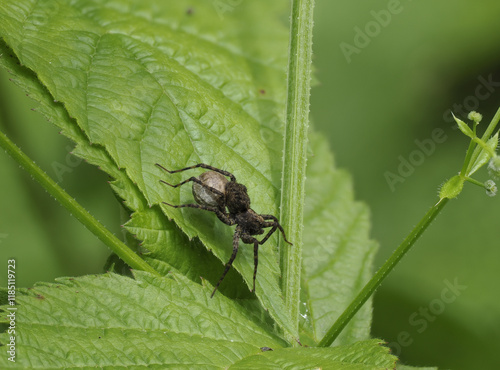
[155, 163, 236, 182]
[161, 202, 234, 226]
[240, 233, 262, 294]
[211, 226, 242, 298]
[156, 163, 225, 196]
[260, 215, 293, 245]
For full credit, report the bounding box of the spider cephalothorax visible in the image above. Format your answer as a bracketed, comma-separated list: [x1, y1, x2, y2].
[155, 163, 292, 297]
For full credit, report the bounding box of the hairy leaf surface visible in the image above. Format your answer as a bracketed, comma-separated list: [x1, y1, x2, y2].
[230, 339, 396, 369]
[0, 0, 294, 336]
[0, 272, 286, 369]
[0, 0, 388, 367]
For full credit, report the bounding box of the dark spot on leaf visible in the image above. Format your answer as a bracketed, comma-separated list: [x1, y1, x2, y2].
[259, 89, 266, 95]
[260, 347, 273, 352]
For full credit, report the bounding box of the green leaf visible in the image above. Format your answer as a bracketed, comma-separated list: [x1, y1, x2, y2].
[453, 113, 475, 139]
[467, 132, 499, 176]
[396, 365, 438, 370]
[0, 42, 201, 278]
[0, 274, 396, 369]
[300, 131, 378, 345]
[0, 0, 296, 337]
[229, 339, 396, 369]
[0, 1, 390, 366]
[0, 272, 287, 369]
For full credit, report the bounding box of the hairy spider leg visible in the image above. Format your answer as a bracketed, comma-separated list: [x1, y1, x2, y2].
[159, 177, 224, 197]
[260, 215, 293, 245]
[243, 223, 289, 294]
[253, 240, 259, 293]
[161, 202, 234, 226]
[155, 163, 236, 182]
[241, 219, 293, 293]
[159, 176, 229, 223]
[239, 230, 283, 295]
[211, 226, 242, 298]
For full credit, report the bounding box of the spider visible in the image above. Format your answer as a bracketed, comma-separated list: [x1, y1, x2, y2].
[155, 163, 292, 297]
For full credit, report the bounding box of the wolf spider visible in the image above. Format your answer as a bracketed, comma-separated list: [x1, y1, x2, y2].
[155, 163, 292, 297]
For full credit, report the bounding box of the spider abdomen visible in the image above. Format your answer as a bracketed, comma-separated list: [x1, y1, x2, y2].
[192, 171, 228, 208]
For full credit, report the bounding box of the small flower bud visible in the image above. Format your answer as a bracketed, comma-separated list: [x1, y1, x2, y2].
[485, 179, 497, 197]
[468, 111, 482, 123]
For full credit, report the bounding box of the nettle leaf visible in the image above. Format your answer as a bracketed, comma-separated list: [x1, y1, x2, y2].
[229, 339, 396, 369]
[0, 274, 396, 369]
[0, 0, 295, 336]
[0, 0, 390, 367]
[0, 42, 225, 291]
[0, 272, 287, 369]
[396, 365, 438, 370]
[300, 131, 378, 346]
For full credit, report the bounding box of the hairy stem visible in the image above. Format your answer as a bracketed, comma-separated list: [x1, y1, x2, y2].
[319, 197, 449, 347]
[0, 129, 159, 276]
[280, 0, 315, 342]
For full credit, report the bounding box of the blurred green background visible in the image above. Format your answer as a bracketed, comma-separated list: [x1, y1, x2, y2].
[312, 1, 500, 369]
[1, 1, 499, 369]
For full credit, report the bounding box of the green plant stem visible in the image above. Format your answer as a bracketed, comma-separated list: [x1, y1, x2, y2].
[280, 0, 314, 342]
[0, 129, 159, 276]
[460, 127, 478, 176]
[319, 197, 449, 347]
[478, 106, 500, 146]
[464, 176, 485, 188]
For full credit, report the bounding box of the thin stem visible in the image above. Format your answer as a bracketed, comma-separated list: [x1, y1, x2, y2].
[478, 106, 500, 145]
[280, 0, 315, 341]
[460, 135, 477, 177]
[459, 120, 478, 177]
[464, 176, 485, 188]
[0, 129, 159, 276]
[471, 136, 497, 157]
[319, 197, 449, 347]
